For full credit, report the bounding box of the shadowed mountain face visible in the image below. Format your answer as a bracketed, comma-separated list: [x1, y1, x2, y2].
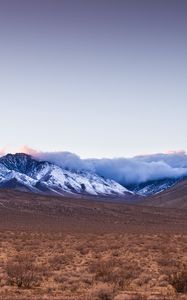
[141, 179, 187, 209]
[0, 153, 45, 175]
[0, 153, 132, 197]
[127, 178, 183, 196]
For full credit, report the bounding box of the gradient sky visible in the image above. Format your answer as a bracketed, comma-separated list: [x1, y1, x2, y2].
[0, 0, 186, 158]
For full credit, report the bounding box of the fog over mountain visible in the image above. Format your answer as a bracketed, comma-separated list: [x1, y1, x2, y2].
[14, 147, 187, 186]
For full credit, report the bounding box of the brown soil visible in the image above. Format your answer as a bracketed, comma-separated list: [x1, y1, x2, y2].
[0, 189, 186, 300]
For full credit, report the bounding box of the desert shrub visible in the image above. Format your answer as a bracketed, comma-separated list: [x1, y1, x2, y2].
[168, 268, 187, 293]
[87, 283, 114, 300]
[76, 243, 90, 255]
[157, 257, 180, 268]
[89, 259, 141, 289]
[54, 273, 69, 284]
[89, 259, 114, 277]
[48, 253, 72, 270]
[6, 256, 40, 288]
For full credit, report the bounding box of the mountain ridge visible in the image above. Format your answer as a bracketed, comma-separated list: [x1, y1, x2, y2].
[140, 178, 187, 209]
[0, 153, 186, 200]
[0, 153, 133, 197]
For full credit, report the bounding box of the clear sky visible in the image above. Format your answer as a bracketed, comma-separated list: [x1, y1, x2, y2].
[0, 0, 186, 158]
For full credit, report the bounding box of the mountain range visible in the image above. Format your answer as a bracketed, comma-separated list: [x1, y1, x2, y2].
[0, 153, 185, 198]
[0, 153, 132, 197]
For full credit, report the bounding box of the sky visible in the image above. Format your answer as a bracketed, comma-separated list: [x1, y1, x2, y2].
[0, 0, 186, 158]
[27, 148, 187, 185]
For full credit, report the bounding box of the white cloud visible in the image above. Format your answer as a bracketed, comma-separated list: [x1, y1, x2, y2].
[21, 147, 187, 185]
[3, 146, 187, 185]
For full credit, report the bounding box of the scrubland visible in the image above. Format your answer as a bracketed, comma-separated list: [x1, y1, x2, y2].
[0, 189, 186, 299]
[0, 231, 186, 300]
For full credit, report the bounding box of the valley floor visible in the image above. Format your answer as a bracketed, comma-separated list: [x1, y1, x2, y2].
[0, 189, 186, 300]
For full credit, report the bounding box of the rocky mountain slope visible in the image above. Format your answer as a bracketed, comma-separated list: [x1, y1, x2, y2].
[0, 153, 186, 201]
[127, 178, 181, 196]
[140, 179, 187, 209]
[0, 153, 132, 197]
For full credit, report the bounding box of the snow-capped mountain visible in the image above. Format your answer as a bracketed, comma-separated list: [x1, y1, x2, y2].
[0, 153, 132, 197]
[127, 178, 183, 196]
[0, 153, 185, 198]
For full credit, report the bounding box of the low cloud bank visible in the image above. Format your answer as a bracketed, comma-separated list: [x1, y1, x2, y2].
[1, 146, 187, 185]
[21, 147, 187, 186]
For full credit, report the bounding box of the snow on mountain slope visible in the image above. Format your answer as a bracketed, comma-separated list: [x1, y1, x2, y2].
[127, 178, 181, 196]
[0, 153, 183, 198]
[0, 153, 132, 197]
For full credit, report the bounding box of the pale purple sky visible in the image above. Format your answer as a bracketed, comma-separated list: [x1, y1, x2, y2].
[0, 0, 186, 158]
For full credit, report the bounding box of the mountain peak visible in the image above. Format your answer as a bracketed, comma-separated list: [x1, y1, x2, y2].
[0, 153, 132, 197]
[0, 153, 185, 198]
[1, 152, 33, 161]
[0, 153, 43, 174]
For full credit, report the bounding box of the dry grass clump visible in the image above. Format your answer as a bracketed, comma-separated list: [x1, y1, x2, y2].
[48, 253, 73, 270]
[6, 255, 41, 288]
[89, 258, 142, 289]
[168, 268, 187, 293]
[87, 283, 114, 300]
